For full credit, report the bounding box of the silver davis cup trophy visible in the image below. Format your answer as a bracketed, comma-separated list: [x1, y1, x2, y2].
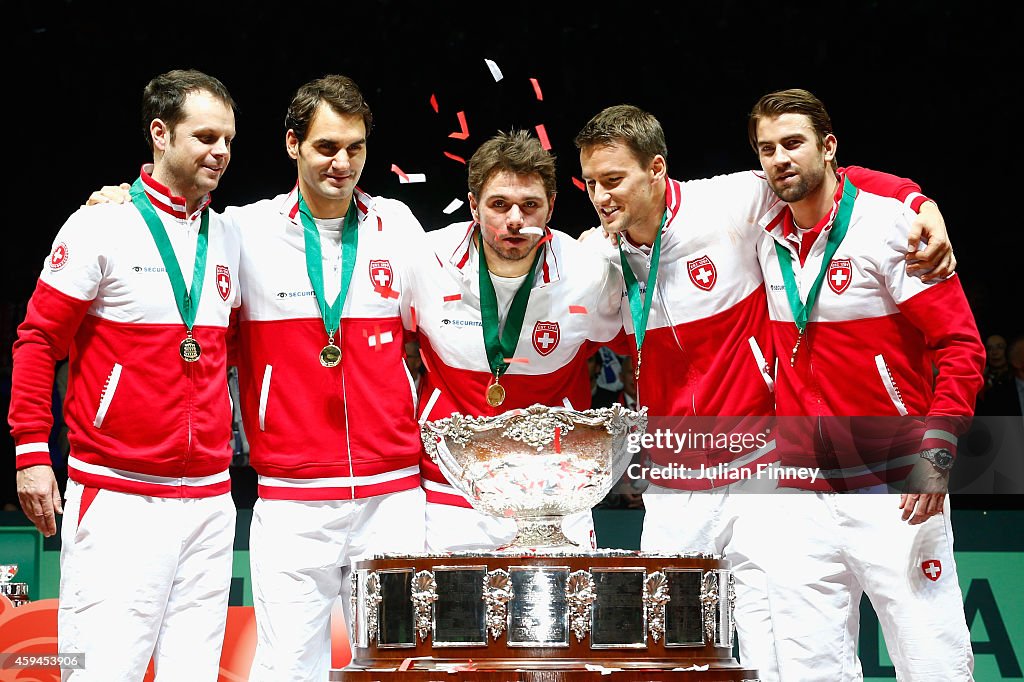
[420, 403, 648, 549]
[337, 404, 759, 680]
[0, 565, 29, 607]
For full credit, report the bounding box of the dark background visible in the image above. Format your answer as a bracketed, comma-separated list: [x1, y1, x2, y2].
[2, 1, 1019, 507]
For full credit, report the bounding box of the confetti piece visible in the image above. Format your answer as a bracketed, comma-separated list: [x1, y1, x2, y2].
[429, 94, 438, 113]
[562, 397, 575, 409]
[443, 294, 462, 302]
[535, 123, 551, 150]
[390, 164, 409, 182]
[443, 151, 466, 164]
[448, 110, 470, 139]
[503, 357, 529, 364]
[519, 226, 544, 236]
[442, 198, 464, 214]
[376, 216, 383, 231]
[554, 426, 562, 453]
[484, 58, 503, 81]
[569, 305, 588, 314]
[529, 77, 543, 101]
[410, 305, 417, 331]
[399, 173, 426, 184]
[572, 177, 586, 191]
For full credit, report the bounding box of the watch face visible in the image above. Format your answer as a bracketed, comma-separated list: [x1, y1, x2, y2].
[930, 448, 954, 468]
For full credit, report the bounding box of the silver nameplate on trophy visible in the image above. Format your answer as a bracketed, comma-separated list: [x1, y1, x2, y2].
[665, 568, 704, 647]
[507, 566, 569, 647]
[378, 568, 415, 648]
[432, 566, 487, 646]
[590, 568, 646, 649]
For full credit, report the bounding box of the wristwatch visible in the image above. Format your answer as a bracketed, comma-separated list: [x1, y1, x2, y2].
[919, 447, 954, 470]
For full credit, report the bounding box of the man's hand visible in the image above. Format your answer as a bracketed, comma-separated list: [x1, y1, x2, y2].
[899, 457, 949, 524]
[906, 201, 956, 281]
[16, 465, 63, 537]
[577, 226, 616, 246]
[85, 182, 131, 207]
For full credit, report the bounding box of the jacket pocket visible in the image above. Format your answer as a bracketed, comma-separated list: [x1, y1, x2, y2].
[93, 363, 123, 428]
[874, 354, 908, 416]
[402, 358, 419, 415]
[259, 365, 272, 431]
[748, 336, 775, 393]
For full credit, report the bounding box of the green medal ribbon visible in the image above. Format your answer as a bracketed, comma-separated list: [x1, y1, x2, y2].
[478, 229, 542, 379]
[619, 210, 667, 380]
[129, 177, 208, 333]
[298, 191, 359, 343]
[774, 177, 858, 364]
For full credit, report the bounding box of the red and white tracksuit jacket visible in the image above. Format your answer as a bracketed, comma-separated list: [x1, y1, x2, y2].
[757, 178, 985, 491]
[598, 168, 926, 489]
[229, 185, 425, 501]
[9, 167, 241, 498]
[405, 222, 625, 508]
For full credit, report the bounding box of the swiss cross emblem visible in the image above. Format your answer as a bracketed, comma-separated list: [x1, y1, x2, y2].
[828, 258, 852, 294]
[216, 265, 231, 301]
[687, 255, 717, 291]
[370, 259, 393, 290]
[49, 242, 70, 271]
[922, 559, 942, 581]
[532, 321, 560, 356]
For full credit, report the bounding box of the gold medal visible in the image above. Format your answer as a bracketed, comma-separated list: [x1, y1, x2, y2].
[320, 343, 342, 368]
[179, 335, 201, 363]
[486, 380, 506, 407]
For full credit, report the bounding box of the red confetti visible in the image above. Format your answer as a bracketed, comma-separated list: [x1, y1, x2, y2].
[529, 77, 544, 101]
[443, 294, 462, 302]
[554, 426, 562, 453]
[569, 305, 588, 314]
[410, 305, 417, 331]
[443, 151, 467, 164]
[449, 110, 470, 140]
[376, 216, 383, 231]
[535, 124, 551, 150]
[429, 94, 439, 113]
[503, 357, 529, 364]
[390, 164, 410, 182]
[572, 177, 586, 191]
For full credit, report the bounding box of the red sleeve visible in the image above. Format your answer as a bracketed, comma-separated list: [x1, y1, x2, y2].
[9, 279, 92, 469]
[840, 165, 931, 211]
[897, 277, 985, 457]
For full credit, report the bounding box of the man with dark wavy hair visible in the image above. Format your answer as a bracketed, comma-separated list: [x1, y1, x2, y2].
[751, 87, 981, 681]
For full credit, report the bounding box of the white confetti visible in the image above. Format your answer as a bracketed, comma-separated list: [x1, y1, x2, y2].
[484, 58, 503, 82]
[519, 226, 544, 236]
[398, 173, 427, 184]
[442, 198, 464, 214]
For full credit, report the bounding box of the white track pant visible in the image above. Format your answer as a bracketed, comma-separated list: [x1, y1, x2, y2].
[59, 479, 234, 682]
[766, 493, 974, 681]
[641, 476, 780, 682]
[248, 488, 425, 682]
